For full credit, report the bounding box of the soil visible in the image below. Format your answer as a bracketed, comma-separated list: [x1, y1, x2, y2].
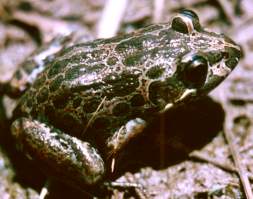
[0, 0, 252, 198]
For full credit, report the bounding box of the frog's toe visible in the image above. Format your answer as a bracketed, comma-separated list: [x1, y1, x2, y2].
[11, 117, 105, 187]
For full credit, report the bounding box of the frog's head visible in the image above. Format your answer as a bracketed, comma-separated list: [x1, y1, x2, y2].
[150, 10, 241, 113]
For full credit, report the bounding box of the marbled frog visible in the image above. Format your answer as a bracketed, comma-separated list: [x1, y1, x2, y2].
[1, 10, 241, 191]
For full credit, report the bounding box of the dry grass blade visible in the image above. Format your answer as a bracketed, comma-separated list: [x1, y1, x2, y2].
[82, 96, 106, 136]
[96, 0, 128, 38]
[190, 150, 253, 181]
[153, 0, 165, 23]
[224, 115, 253, 199]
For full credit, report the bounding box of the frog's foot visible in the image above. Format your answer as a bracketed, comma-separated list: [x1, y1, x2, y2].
[103, 181, 142, 189]
[11, 117, 105, 188]
[106, 118, 147, 172]
[1, 35, 71, 98]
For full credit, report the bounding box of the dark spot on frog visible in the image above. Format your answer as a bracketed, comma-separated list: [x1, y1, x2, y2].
[65, 66, 85, 80]
[53, 94, 70, 109]
[48, 61, 65, 78]
[37, 87, 49, 103]
[49, 75, 64, 92]
[206, 51, 223, 65]
[69, 52, 88, 63]
[115, 66, 121, 72]
[146, 65, 165, 79]
[106, 57, 118, 66]
[225, 58, 238, 69]
[123, 52, 145, 66]
[112, 102, 130, 116]
[73, 97, 82, 108]
[103, 72, 140, 98]
[148, 80, 183, 106]
[33, 74, 46, 88]
[130, 94, 145, 106]
[83, 99, 101, 113]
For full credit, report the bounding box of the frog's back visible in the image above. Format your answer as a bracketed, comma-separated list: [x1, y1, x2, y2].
[14, 24, 173, 135]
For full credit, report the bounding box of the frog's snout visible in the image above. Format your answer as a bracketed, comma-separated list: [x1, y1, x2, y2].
[223, 35, 242, 70]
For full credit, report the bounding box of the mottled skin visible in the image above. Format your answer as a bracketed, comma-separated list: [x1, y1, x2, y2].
[3, 10, 241, 190]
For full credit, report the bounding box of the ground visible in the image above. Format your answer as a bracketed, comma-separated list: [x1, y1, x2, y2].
[0, 0, 252, 198]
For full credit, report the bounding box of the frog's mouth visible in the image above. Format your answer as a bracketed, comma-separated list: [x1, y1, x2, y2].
[159, 88, 196, 113]
[197, 40, 241, 95]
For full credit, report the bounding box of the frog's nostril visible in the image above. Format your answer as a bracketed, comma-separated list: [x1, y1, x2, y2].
[222, 34, 242, 70]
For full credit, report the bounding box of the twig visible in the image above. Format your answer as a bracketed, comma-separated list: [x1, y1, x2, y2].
[189, 151, 253, 181]
[125, 172, 150, 199]
[240, 143, 253, 154]
[224, 115, 253, 199]
[152, 0, 165, 23]
[96, 0, 128, 38]
[190, 151, 237, 172]
[82, 96, 106, 136]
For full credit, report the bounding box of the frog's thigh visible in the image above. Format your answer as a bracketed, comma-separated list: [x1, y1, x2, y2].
[11, 117, 105, 186]
[107, 118, 147, 153]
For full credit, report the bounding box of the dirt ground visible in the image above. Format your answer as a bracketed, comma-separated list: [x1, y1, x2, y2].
[0, 0, 252, 198]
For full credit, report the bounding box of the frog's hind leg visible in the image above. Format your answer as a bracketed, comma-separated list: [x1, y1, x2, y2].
[0, 36, 70, 98]
[11, 117, 105, 189]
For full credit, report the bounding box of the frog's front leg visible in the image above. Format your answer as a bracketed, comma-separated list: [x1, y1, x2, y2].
[11, 117, 105, 188]
[106, 118, 147, 172]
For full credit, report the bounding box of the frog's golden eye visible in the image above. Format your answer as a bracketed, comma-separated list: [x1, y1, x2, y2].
[181, 55, 208, 88]
[171, 9, 201, 34]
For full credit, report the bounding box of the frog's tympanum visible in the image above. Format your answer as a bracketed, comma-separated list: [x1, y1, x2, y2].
[2, 10, 241, 191]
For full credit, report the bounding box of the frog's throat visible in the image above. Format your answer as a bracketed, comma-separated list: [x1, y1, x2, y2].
[159, 88, 196, 114]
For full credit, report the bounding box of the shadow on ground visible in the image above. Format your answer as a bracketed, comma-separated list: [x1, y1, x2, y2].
[115, 96, 225, 175]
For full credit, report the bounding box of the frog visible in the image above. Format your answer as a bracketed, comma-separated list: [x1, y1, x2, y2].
[1, 10, 241, 193]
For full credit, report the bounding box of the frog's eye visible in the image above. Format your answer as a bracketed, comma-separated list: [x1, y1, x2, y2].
[171, 9, 201, 34]
[181, 55, 208, 88]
